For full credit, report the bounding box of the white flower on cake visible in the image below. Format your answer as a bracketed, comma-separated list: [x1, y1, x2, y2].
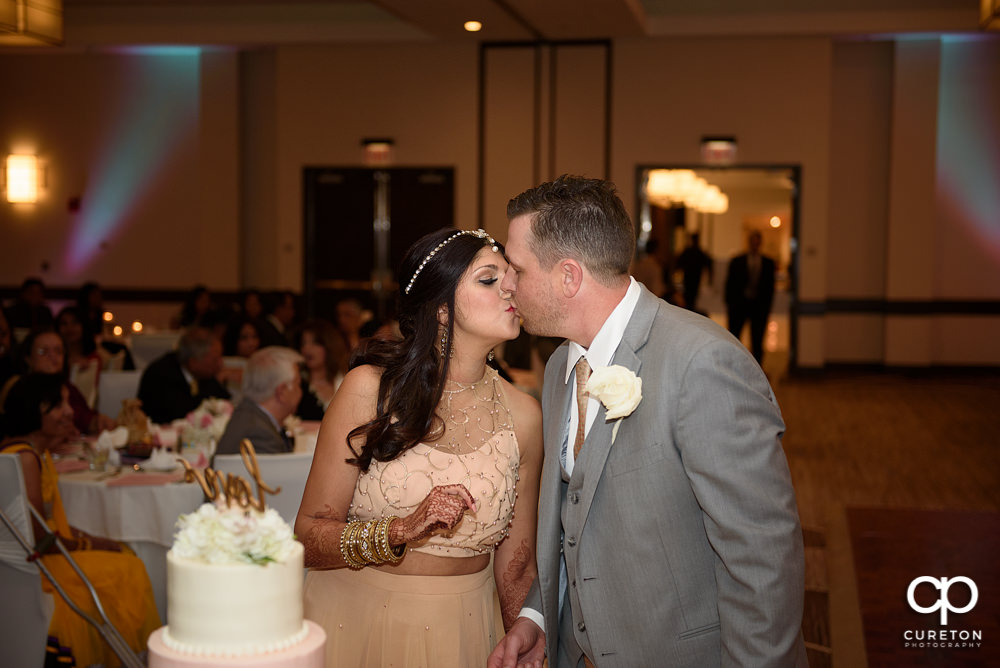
[173, 502, 296, 566]
[585, 365, 642, 443]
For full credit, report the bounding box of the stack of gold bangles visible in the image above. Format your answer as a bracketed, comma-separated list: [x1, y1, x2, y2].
[340, 516, 407, 569]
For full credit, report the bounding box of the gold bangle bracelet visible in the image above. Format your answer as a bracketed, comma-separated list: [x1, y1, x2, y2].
[381, 517, 406, 563]
[340, 521, 366, 569]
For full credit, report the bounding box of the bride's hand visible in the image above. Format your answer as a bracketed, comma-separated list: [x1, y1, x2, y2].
[389, 484, 477, 546]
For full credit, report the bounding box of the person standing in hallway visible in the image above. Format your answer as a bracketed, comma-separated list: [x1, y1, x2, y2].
[675, 232, 713, 314]
[724, 230, 776, 364]
[489, 175, 806, 668]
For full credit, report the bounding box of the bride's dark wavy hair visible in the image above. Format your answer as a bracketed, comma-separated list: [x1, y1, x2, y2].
[346, 228, 504, 471]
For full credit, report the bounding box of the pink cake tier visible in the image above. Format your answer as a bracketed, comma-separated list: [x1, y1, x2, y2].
[147, 620, 326, 668]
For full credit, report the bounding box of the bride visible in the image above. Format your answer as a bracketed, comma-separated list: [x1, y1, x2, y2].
[296, 228, 542, 667]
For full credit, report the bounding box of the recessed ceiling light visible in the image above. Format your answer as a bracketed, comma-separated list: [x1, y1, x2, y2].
[464, 20, 483, 32]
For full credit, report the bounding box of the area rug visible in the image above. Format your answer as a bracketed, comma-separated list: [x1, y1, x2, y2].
[847, 507, 999, 667]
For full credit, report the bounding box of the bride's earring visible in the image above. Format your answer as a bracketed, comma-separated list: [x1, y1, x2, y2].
[487, 350, 495, 363]
[440, 329, 449, 358]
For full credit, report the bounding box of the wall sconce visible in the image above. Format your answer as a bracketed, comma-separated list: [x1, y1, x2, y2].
[0, 0, 63, 46]
[5, 154, 40, 203]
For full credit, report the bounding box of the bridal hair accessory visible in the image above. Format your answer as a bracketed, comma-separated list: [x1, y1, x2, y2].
[404, 228, 499, 295]
[585, 365, 642, 444]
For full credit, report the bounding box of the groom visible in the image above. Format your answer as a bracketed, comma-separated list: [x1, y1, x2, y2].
[489, 176, 807, 668]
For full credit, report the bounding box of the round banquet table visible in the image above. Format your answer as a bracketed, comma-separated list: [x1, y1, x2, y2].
[57, 468, 205, 623]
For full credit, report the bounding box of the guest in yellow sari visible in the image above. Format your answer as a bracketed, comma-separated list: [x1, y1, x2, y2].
[1, 373, 160, 667]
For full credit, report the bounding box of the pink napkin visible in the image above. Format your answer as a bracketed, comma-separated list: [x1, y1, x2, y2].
[106, 472, 187, 487]
[54, 459, 90, 474]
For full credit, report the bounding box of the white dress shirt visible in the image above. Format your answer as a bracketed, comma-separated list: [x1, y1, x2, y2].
[519, 277, 642, 634]
[563, 277, 642, 476]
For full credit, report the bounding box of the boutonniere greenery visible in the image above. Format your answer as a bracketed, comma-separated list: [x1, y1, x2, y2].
[585, 365, 642, 444]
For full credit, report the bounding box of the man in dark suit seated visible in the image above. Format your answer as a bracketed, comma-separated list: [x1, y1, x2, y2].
[256, 291, 297, 348]
[137, 327, 230, 424]
[215, 346, 303, 457]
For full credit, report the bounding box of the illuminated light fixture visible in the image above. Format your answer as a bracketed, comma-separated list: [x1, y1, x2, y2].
[361, 137, 394, 166]
[5, 154, 39, 203]
[646, 169, 728, 214]
[131, 321, 143, 333]
[464, 20, 483, 32]
[112, 325, 123, 337]
[103, 311, 114, 322]
[0, 0, 63, 46]
[769, 216, 782, 228]
[982, 0, 999, 30]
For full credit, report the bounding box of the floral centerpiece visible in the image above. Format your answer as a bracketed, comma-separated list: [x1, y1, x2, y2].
[179, 398, 233, 449]
[172, 502, 296, 566]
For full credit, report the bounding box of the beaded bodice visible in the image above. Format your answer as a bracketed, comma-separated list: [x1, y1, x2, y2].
[348, 367, 520, 557]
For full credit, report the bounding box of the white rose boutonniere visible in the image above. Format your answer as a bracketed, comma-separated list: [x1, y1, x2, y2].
[585, 365, 642, 443]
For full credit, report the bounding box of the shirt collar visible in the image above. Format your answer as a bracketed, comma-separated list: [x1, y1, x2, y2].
[564, 277, 642, 384]
[255, 401, 284, 433]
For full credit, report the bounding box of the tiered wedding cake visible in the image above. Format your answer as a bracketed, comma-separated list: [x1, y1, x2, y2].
[147, 443, 325, 667]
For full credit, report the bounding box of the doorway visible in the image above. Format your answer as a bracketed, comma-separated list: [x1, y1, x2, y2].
[302, 167, 455, 324]
[635, 165, 800, 379]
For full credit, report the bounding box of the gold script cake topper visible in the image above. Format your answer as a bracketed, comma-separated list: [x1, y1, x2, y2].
[180, 440, 281, 512]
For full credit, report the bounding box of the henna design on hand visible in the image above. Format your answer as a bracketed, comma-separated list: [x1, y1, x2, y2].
[391, 484, 476, 546]
[499, 539, 533, 631]
[301, 504, 344, 567]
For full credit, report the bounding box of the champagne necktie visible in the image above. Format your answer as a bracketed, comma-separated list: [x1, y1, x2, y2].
[189, 378, 199, 397]
[573, 357, 592, 458]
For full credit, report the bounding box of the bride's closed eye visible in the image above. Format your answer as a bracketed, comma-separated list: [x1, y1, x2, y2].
[479, 277, 498, 286]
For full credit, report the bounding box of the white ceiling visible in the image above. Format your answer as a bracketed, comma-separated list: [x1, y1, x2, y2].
[47, 0, 986, 49]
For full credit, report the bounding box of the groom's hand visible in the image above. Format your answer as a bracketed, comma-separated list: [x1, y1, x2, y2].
[487, 617, 545, 668]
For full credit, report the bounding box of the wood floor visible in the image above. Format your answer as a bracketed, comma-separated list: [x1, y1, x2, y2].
[774, 371, 1000, 667]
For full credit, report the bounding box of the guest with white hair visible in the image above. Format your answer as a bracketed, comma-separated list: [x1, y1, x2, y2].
[214, 346, 303, 457]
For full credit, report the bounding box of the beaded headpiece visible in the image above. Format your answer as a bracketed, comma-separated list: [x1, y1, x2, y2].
[404, 229, 499, 295]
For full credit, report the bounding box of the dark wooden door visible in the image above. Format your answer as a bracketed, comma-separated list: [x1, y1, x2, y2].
[303, 167, 454, 322]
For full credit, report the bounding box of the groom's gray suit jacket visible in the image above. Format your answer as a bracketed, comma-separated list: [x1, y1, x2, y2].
[524, 285, 807, 667]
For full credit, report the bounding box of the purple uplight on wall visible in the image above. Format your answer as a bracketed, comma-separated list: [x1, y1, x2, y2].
[65, 49, 200, 274]
[935, 37, 1000, 262]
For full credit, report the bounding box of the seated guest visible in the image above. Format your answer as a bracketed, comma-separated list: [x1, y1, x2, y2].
[215, 346, 303, 457]
[257, 290, 297, 348]
[137, 326, 230, 424]
[56, 306, 103, 383]
[334, 297, 365, 354]
[293, 318, 347, 420]
[237, 288, 264, 321]
[75, 281, 106, 337]
[1, 373, 161, 668]
[73, 282, 136, 370]
[5, 277, 54, 331]
[172, 284, 216, 330]
[222, 315, 263, 359]
[0, 328, 116, 435]
[0, 308, 15, 390]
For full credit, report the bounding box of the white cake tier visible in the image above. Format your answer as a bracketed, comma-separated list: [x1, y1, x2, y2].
[164, 541, 305, 656]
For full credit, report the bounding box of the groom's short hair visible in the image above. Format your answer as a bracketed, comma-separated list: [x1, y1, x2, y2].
[507, 174, 635, 285]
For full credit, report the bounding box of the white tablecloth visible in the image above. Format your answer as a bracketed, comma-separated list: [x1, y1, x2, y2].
[58, 470, 205, 622]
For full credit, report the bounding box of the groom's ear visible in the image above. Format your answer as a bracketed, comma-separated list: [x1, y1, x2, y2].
[558, 259, 584, 297]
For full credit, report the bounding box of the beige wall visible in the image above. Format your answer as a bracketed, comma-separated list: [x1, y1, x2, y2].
[2, 34, 998, 367]
[0, 50, 239, 289]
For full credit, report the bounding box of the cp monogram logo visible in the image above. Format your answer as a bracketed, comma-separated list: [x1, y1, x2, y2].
[907, 576, 978, 625]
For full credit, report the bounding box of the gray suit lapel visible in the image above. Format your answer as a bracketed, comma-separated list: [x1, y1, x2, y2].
[573, 287, 659, 525]
[539, 346, 571, 628]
